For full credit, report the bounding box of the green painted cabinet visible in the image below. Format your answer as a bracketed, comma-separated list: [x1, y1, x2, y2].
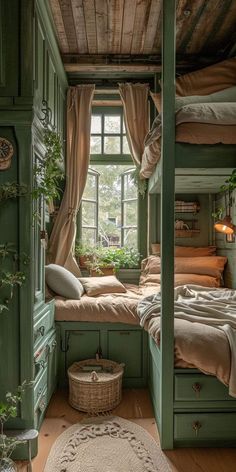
[108, 330, 142, 378]
[0, 0, 67, 445]
[65, 330, 101, 369]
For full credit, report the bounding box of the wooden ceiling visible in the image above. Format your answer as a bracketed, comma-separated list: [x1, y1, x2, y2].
[49, 0, 236, 78]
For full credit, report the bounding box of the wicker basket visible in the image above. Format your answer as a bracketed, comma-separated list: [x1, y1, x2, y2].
[68, 359, 124, 413]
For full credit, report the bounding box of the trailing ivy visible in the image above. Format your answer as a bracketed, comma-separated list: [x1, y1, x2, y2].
[220, 169, 236, 193]
[32, 128, 64, 203]
[130, 167, 147, 198]
[0, 182, 28, 203]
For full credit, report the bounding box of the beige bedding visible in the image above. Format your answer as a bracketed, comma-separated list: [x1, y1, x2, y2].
[138, 285, 236, 396]
[54, 283, 157, 324]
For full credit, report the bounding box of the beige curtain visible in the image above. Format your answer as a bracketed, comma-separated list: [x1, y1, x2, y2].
[119, 83, 149, 167]
[49, 84, 95, 276]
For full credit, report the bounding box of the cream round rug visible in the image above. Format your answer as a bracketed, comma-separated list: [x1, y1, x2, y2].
[44, 416, 171, 472]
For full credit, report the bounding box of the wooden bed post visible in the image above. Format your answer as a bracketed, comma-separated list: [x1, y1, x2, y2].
[160, 0, 176, 449]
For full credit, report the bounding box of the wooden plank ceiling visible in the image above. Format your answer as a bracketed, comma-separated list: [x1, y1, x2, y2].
[49, 0, 236, 76]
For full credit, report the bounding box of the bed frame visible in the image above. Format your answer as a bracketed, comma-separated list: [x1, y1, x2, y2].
[147, 0, 236, 449]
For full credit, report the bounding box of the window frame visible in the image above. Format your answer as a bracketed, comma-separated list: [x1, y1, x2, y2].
[90, 106, 132, 165]
[78, 105, 147, 260]
[121, 168, 138, 247]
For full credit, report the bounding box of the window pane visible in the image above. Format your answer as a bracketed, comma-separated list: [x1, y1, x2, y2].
[82, 228, 96, 246]
[104, 115, 120, 133]
[123, 200, 137, 227]
[123, 136, 130, 154]
[123, 119, 126, 134]
[83, 173, 97, 200]
[82, 201, 97, 227]
[104, 136, 120, 154]
[123, 228, 137, 248]
[90, 136, 101, 154]
[123, 171, 136, 199]
[91, 115, 102, 134]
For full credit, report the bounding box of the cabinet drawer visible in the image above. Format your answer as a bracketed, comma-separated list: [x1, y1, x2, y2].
[34, 387, 48, 429]
[175, 374, 232, 402]
[174, 413, 236, 442]
[34, 302, 55, 347]
[108, 330, 142, 378]
[34, 367, 47, 408]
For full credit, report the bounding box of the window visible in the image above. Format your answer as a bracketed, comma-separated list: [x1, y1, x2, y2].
[90, 107, 130, 157]
[79, 106, 146, 255]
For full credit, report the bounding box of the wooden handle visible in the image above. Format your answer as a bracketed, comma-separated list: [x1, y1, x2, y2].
[192, 382, 202, 397]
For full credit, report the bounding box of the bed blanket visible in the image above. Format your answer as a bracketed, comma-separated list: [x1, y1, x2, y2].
[137, 284, 236, 397]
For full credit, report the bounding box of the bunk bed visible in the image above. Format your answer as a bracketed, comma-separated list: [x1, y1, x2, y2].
[145, 0, 236, 449]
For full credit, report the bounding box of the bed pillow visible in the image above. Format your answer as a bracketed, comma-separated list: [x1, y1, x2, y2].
[141, 255, 227, 282]
[79, 275, 127, 297]
[151, 244, 217, 257]
[175, 256, 227, 280]
[151, 58, 236, 112]
[175, 86, 236, 111]
[140, 272, 220, 288]
[45, 264, 84, 299]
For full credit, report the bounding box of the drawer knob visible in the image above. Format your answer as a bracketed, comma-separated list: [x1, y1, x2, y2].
[38, 326, 45, 337]
[192, 421, 202, 437]
[192, 382, 202, 398]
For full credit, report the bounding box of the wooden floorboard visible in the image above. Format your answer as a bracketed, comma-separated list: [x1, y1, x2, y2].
[28, 388, 236, 472]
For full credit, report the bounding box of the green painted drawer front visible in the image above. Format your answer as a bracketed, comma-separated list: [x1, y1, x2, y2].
[47, 331, 57, 402]
[174, 413, 236, 442]
[34, 367, 47, 408]
[34, 387, 48, 429]
[108, 330, 142, 378]
[175, 374, 232, 402]
[149, 351, 161, 421]
[65, 330, 100, 369]
[33, 305, 54, 348]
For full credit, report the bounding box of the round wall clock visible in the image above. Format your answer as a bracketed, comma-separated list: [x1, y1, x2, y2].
[0, 138, 14, 171]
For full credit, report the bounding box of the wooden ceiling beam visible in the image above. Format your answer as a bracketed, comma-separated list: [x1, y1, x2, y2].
[64, 63, 162, 72]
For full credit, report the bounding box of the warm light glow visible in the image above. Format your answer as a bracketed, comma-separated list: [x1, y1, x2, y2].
[214, 216, 235, 235]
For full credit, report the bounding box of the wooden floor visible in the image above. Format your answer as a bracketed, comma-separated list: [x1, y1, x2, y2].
[24, 388, 236, 471]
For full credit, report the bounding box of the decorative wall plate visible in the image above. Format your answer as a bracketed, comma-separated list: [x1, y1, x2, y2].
[0, 138, 14, 171]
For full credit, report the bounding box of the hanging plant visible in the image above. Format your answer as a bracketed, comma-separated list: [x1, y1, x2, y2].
[130, 167, 147, 198]
[0, 272, 26, 299]
[220, 169, 236, 193]
[32, 127, 64, 203]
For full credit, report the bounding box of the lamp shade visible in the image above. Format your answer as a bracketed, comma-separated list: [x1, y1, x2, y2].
[214, 215, 235, 234]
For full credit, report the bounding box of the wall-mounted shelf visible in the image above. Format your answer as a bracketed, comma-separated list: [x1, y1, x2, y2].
[175, 201, 200, 213]
[175, 229, 200, 238]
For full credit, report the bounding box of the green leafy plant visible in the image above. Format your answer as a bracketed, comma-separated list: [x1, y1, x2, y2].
[32, 128, 64, 203]
[0, 183, 28, 203]
[0, 304, 9, 315]
[130, 167, 147, 198]
[212, 207, 224, 220]
[76, 244, 141, 272]
[0, 383, 26, 467]
[220, 169, 236, 193]
[0, 272, 26, 299]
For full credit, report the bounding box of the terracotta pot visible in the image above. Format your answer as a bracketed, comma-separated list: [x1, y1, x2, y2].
[78, 255, 93, 268]
[90, 266, 115, 277]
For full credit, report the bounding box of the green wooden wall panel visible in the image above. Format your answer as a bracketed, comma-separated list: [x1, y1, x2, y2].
[0, 1, 19, 96]
[214, 190, 236, 289]
[65, 330, 100, 369]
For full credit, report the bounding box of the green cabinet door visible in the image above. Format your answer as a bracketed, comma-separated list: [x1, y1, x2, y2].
[65, 330, 100, 369]
[107, 330, 142, 378]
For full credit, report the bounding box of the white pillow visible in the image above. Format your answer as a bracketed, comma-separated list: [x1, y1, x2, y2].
[45, 264, 84, 299]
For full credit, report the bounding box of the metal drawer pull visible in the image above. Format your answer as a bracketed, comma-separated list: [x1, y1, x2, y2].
[37, 387, 43, 397]
[52, 340, 57, 347]
[119, 332, 130, 335]
[192, 382, 202, 398]
[192, 421, 202, 437]
[38, 326, 45, 337]
[38, 400, 46, 413]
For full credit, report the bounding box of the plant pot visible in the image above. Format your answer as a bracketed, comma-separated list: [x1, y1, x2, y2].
[78, 255, 93, 268]
[0, 458, 17, 472]
[90, 266, 115, 277]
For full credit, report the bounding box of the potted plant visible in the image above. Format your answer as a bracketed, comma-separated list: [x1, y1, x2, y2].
[74, 242, 95, 268]
[0, 385, 26, 471]
[85, 246, 141, 276]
